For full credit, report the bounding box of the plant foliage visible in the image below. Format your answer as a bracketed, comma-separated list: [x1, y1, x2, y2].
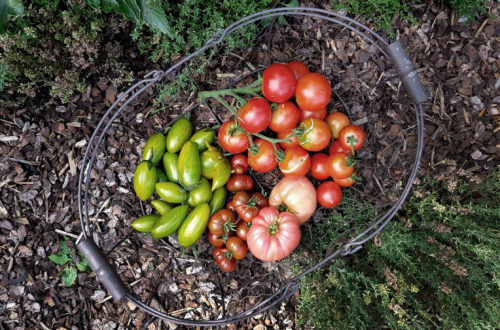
[49, 236, 91, 286]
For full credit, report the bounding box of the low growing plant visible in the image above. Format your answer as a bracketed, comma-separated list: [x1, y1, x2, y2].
[49, 236, 91, 286]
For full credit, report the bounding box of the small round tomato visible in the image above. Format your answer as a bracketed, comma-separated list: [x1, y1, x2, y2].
[317, 181, 342, 208]
[327, 152, 354, 179]
[236, 221, 251, 241]
[213, 247, 228, 264]
[230, 154, 249, 174]
[329, 140, 351, 155]
[208, 209, 237, 236]
[252, 192, 269, 208]
[218, 256, 236, 273]
[299, 107, 327, 121]
[339, 125, 366, 153]
[226, 200, 235, 213]
[278, 129, 300, 149]
[237, 97, 271, 133]
[208, 231, 233, 247]
[232, 191, 259, 222]
[287, 61, 310, 81]
[297, 118, 331, 152]
[325, 112, 350, 139]
[227, 174, 254, 192]
[226, 236, 248, 260]
[296, 73, 332, 111]
[262, 64, 296, 103]
[270, 101, 300, 133]
[334, 173, 357, 187]
[248, 139, 278, 173]
[310, 153, 330, 180]
[279, 146, 311, 177]
[218, 120, 249, 154]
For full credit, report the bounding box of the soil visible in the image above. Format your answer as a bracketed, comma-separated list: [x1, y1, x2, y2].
[0, 1, 498, 329]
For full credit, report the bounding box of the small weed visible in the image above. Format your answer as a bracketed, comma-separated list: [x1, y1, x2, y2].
[48, 236, 91, 286]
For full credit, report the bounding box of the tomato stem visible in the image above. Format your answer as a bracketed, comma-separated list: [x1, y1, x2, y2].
[347, 135, 357, 155]
[267, 215, 280, 236]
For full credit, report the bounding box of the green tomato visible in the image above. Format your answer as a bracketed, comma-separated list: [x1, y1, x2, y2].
[209, 186, 227, 215]
[156, 167, 169, 182]
[178, 141, 201, 187]
[212, 158, 231, 191]
[177, 203, 210, 247]
[133, 161, 157, 201]
[151, 205, 190, 239]
[187, 177, 212, 207]
[166, 117, 193, 153]
[200, 145, 224, 179]
[151, 200, 172, 215]
[190, 128, 215, 152]
[162, 152, 180, 183]
[131, 215, 161, 233]
[155, 182, 186, 204]
[142, 133, 166, 165]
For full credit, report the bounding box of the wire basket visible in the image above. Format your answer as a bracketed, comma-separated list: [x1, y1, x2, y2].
[77, 7, 427, 327]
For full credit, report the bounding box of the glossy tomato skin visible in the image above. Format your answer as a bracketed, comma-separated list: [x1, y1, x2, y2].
[236, 221, 251, 241]
[232, 191, 259, 222]
[334, 174, 357, 187]
[287, 61, 309, 80]
[339, 125, 366, 152]
[299, 107, 327, 121]
[226, 236, 248, 260]
[227, 174, 254, 192]
[279, 146, 311, 177]
[326, 112, 350, 139]
[218, 256, 236, 272]
[296, 73, 332, 111]
[252, 192, 269, 208]
[262, 64, 297, 103]
[278, 129, 300, 149]
[270, 101, 300, 133]
[317, 181, 342, 208]
[310, 153, 330, 180]
[218, 120, 249, 154]
[226, 200, 235, 213]
[230, 154, 249, 174]
[208, 209, 236, 236]
[237, 97, 271, 133]
[246, 207, 301, 262]
[329, 140, 351, 155]
[297, 118, 331, 152]
[327, 152, 354, 179]
[208, 231, 230, 247]
[248, 139, 278, 173]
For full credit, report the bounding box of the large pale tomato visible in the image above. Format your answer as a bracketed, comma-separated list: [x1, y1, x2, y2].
[279, 146, 311, 177]
[246, 207, 301, 262]
[248, 139, 278, 173]
[269, 101, 300, 133]
[237, 97, 271, 133]
[269, 176, 317, 225]
[295, 73, 332, 111]
[262, 64, 296, 103]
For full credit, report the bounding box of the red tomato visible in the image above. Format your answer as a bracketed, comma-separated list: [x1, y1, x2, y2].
[232, 191, 259, 222]
[208, 231, 233, 247]
[208, 209, 237, 236]
[329, 140, 351, 155]
[226, 236, 248, 260]
[279, 146, 311, 177]
[227, 174, 254, 192]
[317, 181, 342, 208]
[262, 64, 297, 103]
[297, 118, 331, 152]
[252, 192, 269, 208]
[295, 73, 332, 111]
[299, 107, 327, 121]
[218, 120, 249, 153]
[226, 200, 235, 213]
[334, 173, 357, 187]
[269, 101, 300, 133]
[218, 256, 236, 272]
[287, 61, 310, 81]
[236, 221, 251, 241]
[213, 247, 228, 264]
[278, 129, 300, 149]
[269, 176, 317, 225]
[248, 139, 278, 173]
[246, 207, 301, 262]
[237, 97, 271, 133]
[325, 112, 350, 139]
[310, 153, 330, 180]
[327, 152, 354, 179]
[339, 125, 366, 153]
[230, 154, 249, 174]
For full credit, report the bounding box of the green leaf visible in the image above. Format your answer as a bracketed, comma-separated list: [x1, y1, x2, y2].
[143, 1, 171, 36]
[84, 0, 101, 10]
[0, 0, 8, 34]
[61, 268, 77, 286]
[286, 0, 300, 7]
[7, 0, 24, 16]
[48, 252, 71, 265]
[101, 0, 118, 12]
[76, 257, 91, 272]
[59, 240, 70, 255]
[117, 0, 141, 22]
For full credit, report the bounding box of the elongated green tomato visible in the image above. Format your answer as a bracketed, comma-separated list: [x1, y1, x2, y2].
[133, 161, 157, 201]
[132, 215, 161, 233]
[156, 168, 169, 182]
[151, 200, 172, 215]
[178, 141, 201, 187]
[155, 182, 186, 203]
[142, 133, 166, 165]
[187, 177, 212, 207]
[162, 152, 180, 183]
[212, 158, 231, 191]
[166, 118, 193, 153]
[151, 205, 190, 239]
[190, 128, 215, 152]
[209, 187, 227, 215]
[200, 145, 223, 179]
[177, 203, 210, 247]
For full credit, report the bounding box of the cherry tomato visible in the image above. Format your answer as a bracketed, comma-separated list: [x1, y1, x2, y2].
[252, 192, 269, 208]
[226, 236, 248, 260]
[299, 107, 327, 121]
[334, 173, 357, 187]
[295, 73, 332, 111]
[218, 255, 237, 272]
[327, 152, 354, 179]
[339, 125, 366, 153]
[269, 101, 300, 133]
[248, 139, 278, 173]
[297, 118, 331, 152]
[208, 209, 237, 236]
[213, 247, 228, 264]
[279, 146, 311, 177]
[325, 112, 350, 139]
[218, 120, 249, 154]
[231, 154, 249, 174]
[237, 97, 271, 133]
[278, 129, 300, 149]
[226, 200, 235, 213]
[262, 63, 296, 103]
[208, 231, 233, 247]
[317, 181, 342, 208]
[232, 191, 259, 222]
[287, 61, 310, 81]
[329, 140, 352, 155]
[236, 221, 251, 241]
[227, 174, 254, 192]
[310, 153, 330, 180]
